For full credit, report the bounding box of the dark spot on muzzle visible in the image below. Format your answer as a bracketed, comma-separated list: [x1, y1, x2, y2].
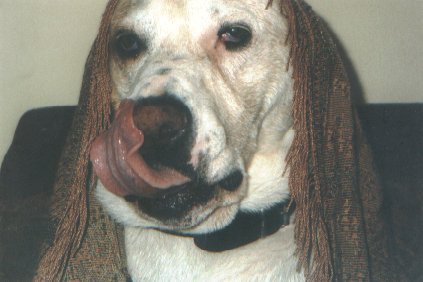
[156, 68, 171, 75]
[218, 170, 244, 191]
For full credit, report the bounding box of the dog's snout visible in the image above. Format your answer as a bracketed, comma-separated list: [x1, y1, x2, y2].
[133, 96, 193, 170]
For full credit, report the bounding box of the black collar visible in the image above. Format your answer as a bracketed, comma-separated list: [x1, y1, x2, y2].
[192, 201, 291, 252]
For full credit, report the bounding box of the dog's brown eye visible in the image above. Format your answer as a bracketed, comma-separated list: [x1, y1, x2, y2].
[218, 24, 252, 51]
[114, 32, 146, 59]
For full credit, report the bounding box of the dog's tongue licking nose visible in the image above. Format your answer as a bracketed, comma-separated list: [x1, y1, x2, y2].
[90, 100, 190, 198]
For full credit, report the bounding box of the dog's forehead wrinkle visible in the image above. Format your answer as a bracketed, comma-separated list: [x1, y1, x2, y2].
[115, 0, 284, 47]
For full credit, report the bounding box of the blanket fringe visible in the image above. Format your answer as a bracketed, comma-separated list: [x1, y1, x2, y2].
[283, 1, 334, 280]
[34, 0, 118, 280]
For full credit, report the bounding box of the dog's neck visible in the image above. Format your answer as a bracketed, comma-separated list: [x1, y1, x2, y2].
[124, 202, 302, 281]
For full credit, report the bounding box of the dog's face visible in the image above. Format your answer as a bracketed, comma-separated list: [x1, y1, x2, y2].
[96, 0, 294, 234]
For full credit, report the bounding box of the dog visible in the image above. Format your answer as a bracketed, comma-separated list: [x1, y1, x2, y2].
[89, 0, 301, 280]
[90, 0, 303, 280]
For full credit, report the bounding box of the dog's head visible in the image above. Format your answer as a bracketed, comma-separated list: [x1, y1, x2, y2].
[91, 0, 294, 233]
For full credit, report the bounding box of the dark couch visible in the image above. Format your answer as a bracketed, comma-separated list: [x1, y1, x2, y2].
[1, 104, 422, 280]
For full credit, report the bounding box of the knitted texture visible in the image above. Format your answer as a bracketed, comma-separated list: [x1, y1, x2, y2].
[280, 1, 397, 280]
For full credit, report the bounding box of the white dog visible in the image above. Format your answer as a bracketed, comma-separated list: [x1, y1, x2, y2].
[90, 0, 302, 280]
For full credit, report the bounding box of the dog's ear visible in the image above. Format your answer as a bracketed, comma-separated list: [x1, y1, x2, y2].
[279, 0, 397, 281]
[35, 1, 120, 280]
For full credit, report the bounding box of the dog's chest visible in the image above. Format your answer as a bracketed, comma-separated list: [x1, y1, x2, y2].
[125, 225, 304, 282]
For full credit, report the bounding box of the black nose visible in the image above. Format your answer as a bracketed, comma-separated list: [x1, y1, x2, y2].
[133, 95, 193, 171]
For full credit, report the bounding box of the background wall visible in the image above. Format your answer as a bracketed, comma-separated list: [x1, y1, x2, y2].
[1, 0, 423, 161]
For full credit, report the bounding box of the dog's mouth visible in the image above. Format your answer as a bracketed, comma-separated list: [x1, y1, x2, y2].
[123, 176, 229, 221]
[90, 99, 243, 222]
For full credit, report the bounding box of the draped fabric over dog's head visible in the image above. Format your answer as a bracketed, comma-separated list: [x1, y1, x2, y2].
[279, 1, 398, 281]
[35, 0, 398, 281]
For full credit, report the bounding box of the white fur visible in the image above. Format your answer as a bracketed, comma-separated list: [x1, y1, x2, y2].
[96, 0, 305, 280]
[125, 225, 303, 282]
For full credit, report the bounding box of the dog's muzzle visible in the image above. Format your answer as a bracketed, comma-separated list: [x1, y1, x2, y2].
[90, 96, 243, 220]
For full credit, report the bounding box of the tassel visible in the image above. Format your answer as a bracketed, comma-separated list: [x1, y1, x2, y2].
[35, 0, 119, 280]
[282, 1, 333, 280]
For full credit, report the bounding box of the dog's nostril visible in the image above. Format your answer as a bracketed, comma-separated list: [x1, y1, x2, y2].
[218, 170, 243, 191]
[159, 123, 185, 142]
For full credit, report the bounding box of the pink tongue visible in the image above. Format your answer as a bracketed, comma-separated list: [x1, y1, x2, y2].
[90, 100, 190, 198]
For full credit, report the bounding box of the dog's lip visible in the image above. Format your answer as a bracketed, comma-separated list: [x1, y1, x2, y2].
[90, 100, 191, 198]
[122, 170, 244, 222]
[124, 180, 195, 203]
[124, 179, 217, 222]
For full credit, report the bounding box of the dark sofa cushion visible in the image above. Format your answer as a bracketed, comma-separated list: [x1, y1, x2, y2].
[0, 107, 74, 280]
[358, 104, 423, 189]
[1, 107, 75, 197]
[358, 104, 423, 281]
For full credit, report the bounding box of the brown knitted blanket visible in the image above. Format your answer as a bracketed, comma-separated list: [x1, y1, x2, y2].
[282, 1, 397, 280]
[14, 0, 400, 281]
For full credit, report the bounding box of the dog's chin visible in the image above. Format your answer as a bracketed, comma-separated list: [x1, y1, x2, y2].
[96, 180, 243, 233]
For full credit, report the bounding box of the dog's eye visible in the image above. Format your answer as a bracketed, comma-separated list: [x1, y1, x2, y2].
[114, 32, 146, 59]
[218, 24, 252, 51]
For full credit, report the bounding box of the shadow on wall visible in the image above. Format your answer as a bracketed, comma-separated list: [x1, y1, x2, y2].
[318, 15, 366, 106]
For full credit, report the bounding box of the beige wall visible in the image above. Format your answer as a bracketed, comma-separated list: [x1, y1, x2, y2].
[1, 0, 423, 161]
